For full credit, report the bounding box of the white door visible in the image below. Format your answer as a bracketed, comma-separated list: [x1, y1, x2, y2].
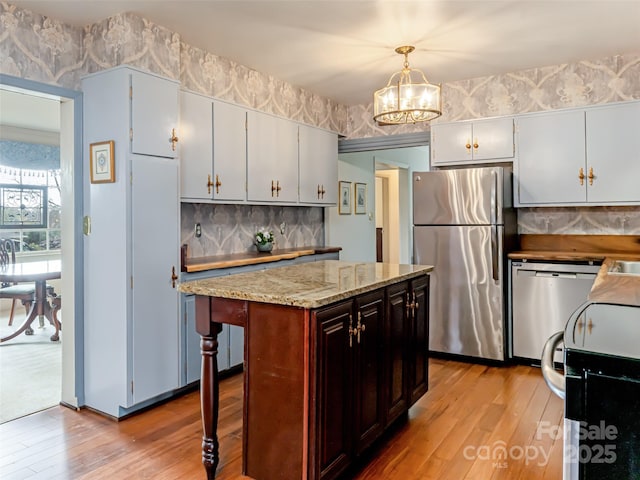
[431, 122, 473, 164]
[586, 102, 640, 203]
[131, 72, 179, 158]
[180, 90, 213, 200]
[131, 155, 180, 404]
[515, 111, 586, 205]
[471, 117, 514, 161]
[213, 100, 247, 201]
[299, 125, 338, 204]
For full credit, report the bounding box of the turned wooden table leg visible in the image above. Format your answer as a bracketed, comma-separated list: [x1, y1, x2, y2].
[200, 322, 223, 480]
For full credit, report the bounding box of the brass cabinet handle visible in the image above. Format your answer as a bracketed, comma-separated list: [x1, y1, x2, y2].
[271, 180, 276, 197]
[207, 174, 214, 194]
[215, 174, 222, 194]
[587, 318, 594, 335]
[276, 180, 282, 197]
[413, 291, 419, 311]
[348, 314, 355, 348]
[317, 184, 322, 199]
[356, 311, 365, 344]
[588, 167, 595, 186]
[171, 266, 178, 288]
[578, 167, 585, 186]
[170, 128, 179, 151]
[320, 185, 326, 198]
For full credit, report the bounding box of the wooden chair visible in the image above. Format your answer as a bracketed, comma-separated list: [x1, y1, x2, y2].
[0, 239, 35, 326]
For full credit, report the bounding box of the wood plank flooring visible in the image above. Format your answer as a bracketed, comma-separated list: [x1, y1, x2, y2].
[0, 358, 563, 479]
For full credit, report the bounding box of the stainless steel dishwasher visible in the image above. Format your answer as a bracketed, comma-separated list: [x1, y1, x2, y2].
[511, 261, 601, 362]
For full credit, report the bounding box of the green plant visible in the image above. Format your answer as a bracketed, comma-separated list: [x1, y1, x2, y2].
[255, 229, 274, 245]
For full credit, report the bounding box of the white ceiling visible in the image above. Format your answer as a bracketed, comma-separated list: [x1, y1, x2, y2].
[7, 1, 640, 106]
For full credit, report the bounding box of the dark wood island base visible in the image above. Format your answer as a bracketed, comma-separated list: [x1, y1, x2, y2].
[182, 261, 433, 480]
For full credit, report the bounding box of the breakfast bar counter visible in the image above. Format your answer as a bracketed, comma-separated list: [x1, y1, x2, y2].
[178, 260, 433, 480]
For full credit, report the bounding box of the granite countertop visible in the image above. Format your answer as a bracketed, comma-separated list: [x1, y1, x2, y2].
[182, 246, 342, 273]
[178, 260, 434, 309]
[588, 258, 640, 306]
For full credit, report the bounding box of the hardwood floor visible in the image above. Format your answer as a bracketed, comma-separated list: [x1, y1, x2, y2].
[0, 359, 563, 479]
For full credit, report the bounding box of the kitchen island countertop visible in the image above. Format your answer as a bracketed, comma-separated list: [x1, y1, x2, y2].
[178, 260, 433, 308]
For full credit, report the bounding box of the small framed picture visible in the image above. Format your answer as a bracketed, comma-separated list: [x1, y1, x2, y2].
[90, 140, 115, 183]
[354, 182, 367, 214]
[338, 181, 351, 214]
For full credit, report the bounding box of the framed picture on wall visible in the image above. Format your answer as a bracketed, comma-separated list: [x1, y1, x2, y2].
[339, 181, 351, 214]
[90, 140, 115, 183]
[354, 182, 367, 214]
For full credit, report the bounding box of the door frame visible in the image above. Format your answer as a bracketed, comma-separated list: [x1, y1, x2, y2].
[0, 73, 85, 407]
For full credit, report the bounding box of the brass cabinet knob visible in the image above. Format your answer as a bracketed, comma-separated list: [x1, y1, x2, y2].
[473, 138, 479, 149]
[171, 266, 178, 288]
[465, 140, 471, 150]
[588, 167, 595, 186]
[170, 128, 179, 151]
[578, 167, 585, 186]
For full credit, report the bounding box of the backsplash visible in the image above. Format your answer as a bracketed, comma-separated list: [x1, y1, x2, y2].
[181, 204, 325, 257]
[518, 207, 640, 235]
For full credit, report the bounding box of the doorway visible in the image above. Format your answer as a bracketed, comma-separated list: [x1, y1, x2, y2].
[0, 75, 84, 421]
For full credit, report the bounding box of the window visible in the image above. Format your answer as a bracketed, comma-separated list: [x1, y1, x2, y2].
[0, 140, 61, 253]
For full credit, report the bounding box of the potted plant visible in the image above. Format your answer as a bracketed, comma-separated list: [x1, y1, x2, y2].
[255, 229, 274, 253]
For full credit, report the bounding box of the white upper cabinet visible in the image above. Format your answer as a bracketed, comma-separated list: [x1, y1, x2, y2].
[515, 101, 640, 206]
[515, 110, 586, 205]
[247, 110, 298, 203]
[431, 117, 514, 166]
[298, 125, 338, 205]
[131, 71, 179, 158]
[212, 100, 247, 201]
[179, 91, 247, 202]
[585, 102, 640, 204]
[180, 90, 213, 200]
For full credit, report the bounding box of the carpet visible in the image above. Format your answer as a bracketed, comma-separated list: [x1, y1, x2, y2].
[0, 319, 62, 424]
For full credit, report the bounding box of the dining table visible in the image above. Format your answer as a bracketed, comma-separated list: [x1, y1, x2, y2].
[0, 259, 61, 343]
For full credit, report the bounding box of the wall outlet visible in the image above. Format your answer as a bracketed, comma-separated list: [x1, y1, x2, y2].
[195, 223, 201, 238]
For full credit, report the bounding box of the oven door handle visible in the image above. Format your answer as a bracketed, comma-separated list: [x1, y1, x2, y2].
[541, 331, 566, 400]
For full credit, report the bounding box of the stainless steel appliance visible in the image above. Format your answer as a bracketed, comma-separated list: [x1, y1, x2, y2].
[542, 302, 640, 480]
[413, 166, 517, 361]
[511, 261, 599, 362]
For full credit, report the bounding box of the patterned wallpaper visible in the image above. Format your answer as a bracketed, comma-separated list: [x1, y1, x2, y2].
[181, 204, 324, 257]
[3, 2, 640, 237]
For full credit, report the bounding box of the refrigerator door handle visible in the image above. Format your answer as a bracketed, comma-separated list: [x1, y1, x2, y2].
[491, 225, 499, 281]
[491, 168, 498, 225]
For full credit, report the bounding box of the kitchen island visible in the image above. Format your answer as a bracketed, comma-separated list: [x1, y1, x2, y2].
[178, 260, 433, 480]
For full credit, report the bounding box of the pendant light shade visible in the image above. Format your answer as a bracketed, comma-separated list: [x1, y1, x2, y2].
[373, 46, 442, 126]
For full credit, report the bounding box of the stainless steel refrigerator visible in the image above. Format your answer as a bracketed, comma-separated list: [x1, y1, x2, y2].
[413, 166, 517, 361]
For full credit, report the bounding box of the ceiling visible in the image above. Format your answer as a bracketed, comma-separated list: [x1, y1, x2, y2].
[7, 1, 640, 106]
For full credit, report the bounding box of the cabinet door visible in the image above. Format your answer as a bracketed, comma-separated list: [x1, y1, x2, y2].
[384, 282, 409, 425]
[131, 155, 180, 404]
[431, 122, 473, 164]
[515, 111, 586, 205]
[408, 276, 430, 406]
[586, 102, 640, 203]
[299, 125, 338, 204]
[353, 291, 385, 455]
[314, 301, 353, 480]
[247, 111, 299, 203]
[183, 295, 202, 384]
[213, 100, 247, 201]
[180, 90, 213, 200]
[472, 117, 514, 161]
[131, 71, 179, 158]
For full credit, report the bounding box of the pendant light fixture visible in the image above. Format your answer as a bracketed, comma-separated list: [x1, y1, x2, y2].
[373, 46, 442, 125]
